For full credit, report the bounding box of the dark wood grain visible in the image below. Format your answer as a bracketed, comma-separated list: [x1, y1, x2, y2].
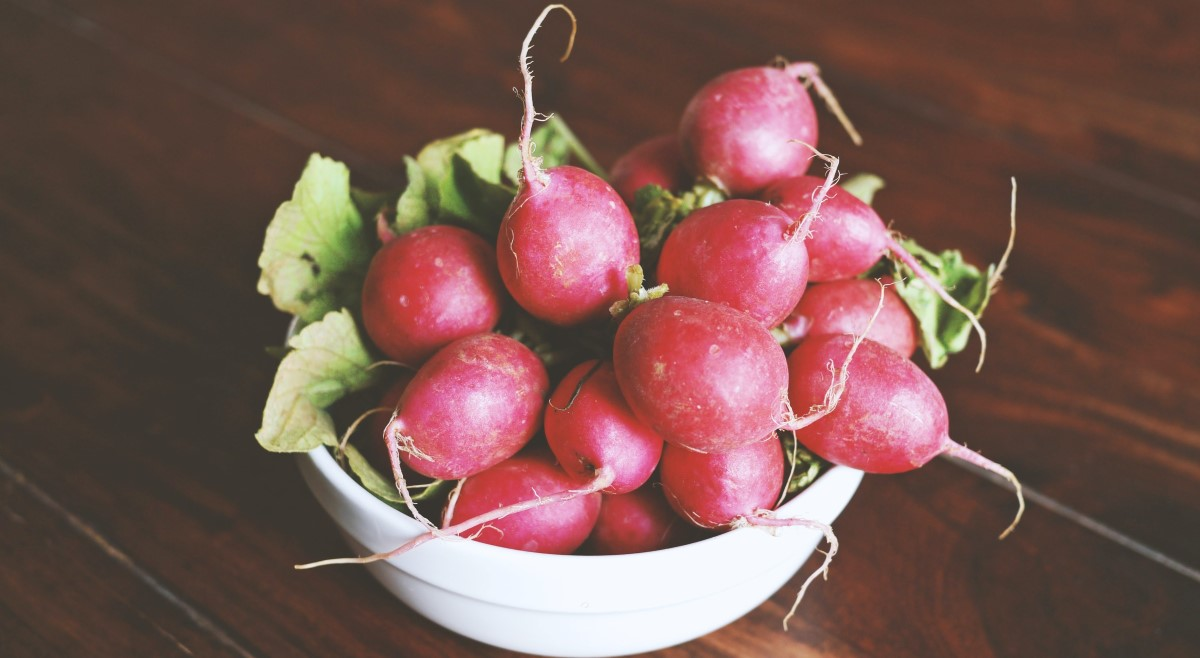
[1, 0, 1197, 657]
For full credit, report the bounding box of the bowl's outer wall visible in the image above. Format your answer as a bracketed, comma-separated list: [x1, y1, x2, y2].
[297, 448, 863, 656]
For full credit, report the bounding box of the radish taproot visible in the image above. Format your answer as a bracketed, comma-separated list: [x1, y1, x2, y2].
[441, 450, 603, 554]
[495, 5, 640, 326]
[776, 279, 917, 357]
[787, 334, 1024, 538]
[361, 225, 505, 365]
[679, 62, 859, 196]
[382, 333, 549, 481]
[544, 359, 664, 494]
[609, 134, 691, 206]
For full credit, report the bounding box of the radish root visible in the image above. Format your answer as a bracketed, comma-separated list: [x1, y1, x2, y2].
[741, 512, 839, 630]
[988, 178, 1018, 297]
[295, 467, 616, 569]
[941, 442, 1025, 539]
[783, 61, 862, 146]
[336, 406, 391, 456]
[517, 4, 577, 190]
[386, 428, 438, 530]
[784, 143, 841, 242]
[778, 280, 886, 432]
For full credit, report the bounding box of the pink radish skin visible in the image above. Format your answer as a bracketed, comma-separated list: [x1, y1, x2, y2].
[545, 360, 664, 494]
[609, 134, 690, 206]
[497, 166, 640, 326]
[495, 6, 640, 327]
[362, 225, 505, 365]
[443, 451, 602, 554]
[779, 280, 917, 357]
[787, 335, 1024, 537]
[659, 438, 785, 529]
[655, 199, 810, 328]
[762, 176, 887, 282]
[679, 63, 859, 197]
[613, 296, 792, 452]
[584, 485, 700, 555]
[384, 333, 549, 480]
[680, 67, 818, 196]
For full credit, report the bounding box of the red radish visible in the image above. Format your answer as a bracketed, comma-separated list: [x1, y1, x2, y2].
[544, 360, 664, 494]
[659, 437, 838, 628]
[763, 175, 989, 369]
[362, 225, 505, 365]
[659, 437, 785, 529]
[654, 149, 839, 328]
[787, 335, 1024, 537]
[383, 333, 549, 481]
[613, 296, 846, 453]
[655, 199, 811, 328]
[679, 62, 860, 196]
[441, 451, 603, 554]
[495, 5, 640, 326]
[584, 485, 699, 555]
[609, 134, 690, 206]
[777, 279, 917, 357]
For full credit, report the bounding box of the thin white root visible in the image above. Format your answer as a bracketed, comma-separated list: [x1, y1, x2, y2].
[337, 406, 391, 454]
[784, 61, 862, 146]
[777, 282, 884, 432]
[784, 142, 841, 242]
[517, 4, 578, 189]
[941, 441, 1026, 540]
[442, 477, 467, 530]
[988, 178, 1018, 297]
[295, 468, 617, 570]
[747, 513, 839, 630]
[386, 428, 438, 530]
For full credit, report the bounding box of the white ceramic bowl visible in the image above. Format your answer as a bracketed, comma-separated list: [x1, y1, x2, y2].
[298, 447, 862, 656]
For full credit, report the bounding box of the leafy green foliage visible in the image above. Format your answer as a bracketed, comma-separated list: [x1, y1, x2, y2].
[631, 182, 726, 266]
[394, 129, 514, 239]
[257, 154, 375, 323]
[255, 310, 381, 453]
[880, 240, 995, 369]
[343, 444, 452, 506]
[839, 172, 885, 205]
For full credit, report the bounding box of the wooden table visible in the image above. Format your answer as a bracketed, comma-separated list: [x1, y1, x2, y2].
[3, 1, 1198, 656]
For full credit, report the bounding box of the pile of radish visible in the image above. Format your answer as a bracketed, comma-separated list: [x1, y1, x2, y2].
[254, 4, 1023, 623]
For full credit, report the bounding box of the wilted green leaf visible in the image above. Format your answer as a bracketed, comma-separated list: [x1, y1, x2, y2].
[257, 154, 374, 323]
[781, 434, 830, 495]
[840, 172, 886, 206]
[255, 310, 381, 453]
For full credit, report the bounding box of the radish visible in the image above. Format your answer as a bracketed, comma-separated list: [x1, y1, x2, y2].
[679, 61, 860, 196]
[776, 279, 917, 357]
[659, 437, 838, 628]
[762, 175, 989, 370]
[584, 485, 700, 555]
[362, 225, 505, 365]
[612, 296, 848, 453]
[654, 150, 839, 328]
[544, 360, 664, 494]
[495, 5, 640, 326]
[787, 334, 1024, 538]
[382, 333, 548, 481]
[441, 450, 603, 554]
[609, 134, 690, 206]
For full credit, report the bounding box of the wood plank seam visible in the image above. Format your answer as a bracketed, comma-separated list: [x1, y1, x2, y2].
[0, 455, 262, 658]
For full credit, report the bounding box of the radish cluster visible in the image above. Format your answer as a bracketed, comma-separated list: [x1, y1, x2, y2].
[266, 4, 1024, 627]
